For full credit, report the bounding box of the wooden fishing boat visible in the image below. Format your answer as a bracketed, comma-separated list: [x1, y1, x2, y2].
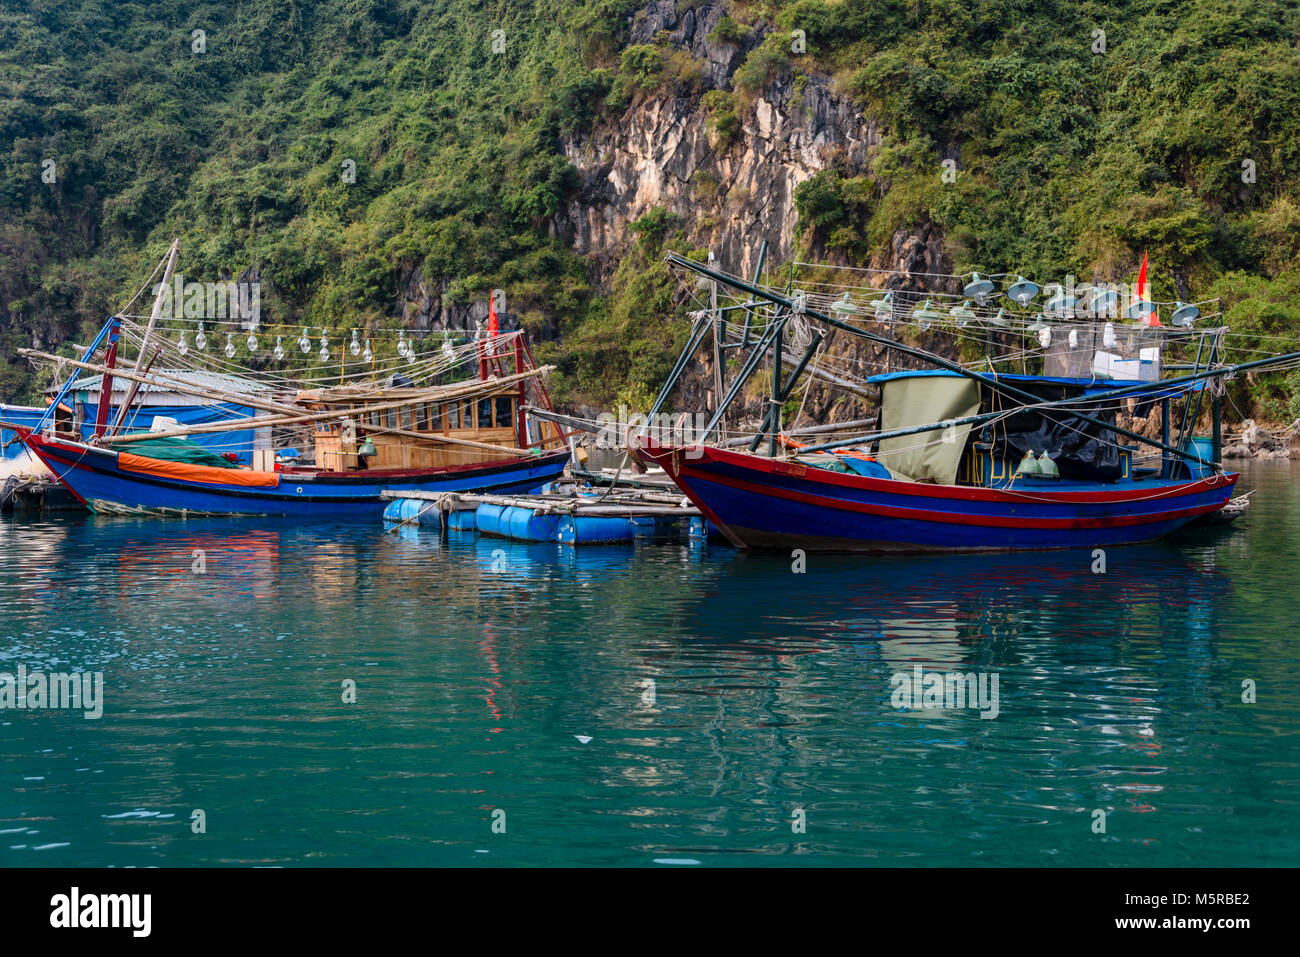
[630, 435, 1237, 552]
[15, 367, 569, 517]
[10, 243, 570, 517]
[622, 252, 1297, 554]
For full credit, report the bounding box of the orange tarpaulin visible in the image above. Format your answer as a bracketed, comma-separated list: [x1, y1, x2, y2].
[118, 452, 281, 488]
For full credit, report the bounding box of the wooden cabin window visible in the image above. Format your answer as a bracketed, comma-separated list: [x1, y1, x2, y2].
[462, 399, 475, 429]
[401, 408, 414, 432]
[416, 404, 429, 432]
[495, 396, 513, 428]
[386, 409, 397, 429]
[445, 402, 460, 430]
[477, 398, 492, 430]
[369, 410, 379, 427]
[428, 403, 442, 431]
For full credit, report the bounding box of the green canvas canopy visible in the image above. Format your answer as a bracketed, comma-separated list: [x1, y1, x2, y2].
[122, 435, 240, 468]
[875, 376, 982, 484]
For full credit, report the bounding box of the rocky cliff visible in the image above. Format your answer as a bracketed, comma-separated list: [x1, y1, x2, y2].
[556, 0, 882, 283]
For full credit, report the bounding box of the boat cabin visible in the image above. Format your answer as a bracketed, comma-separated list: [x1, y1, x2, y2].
[812, 370, 1212, 488]
[300, 386, 526, 471]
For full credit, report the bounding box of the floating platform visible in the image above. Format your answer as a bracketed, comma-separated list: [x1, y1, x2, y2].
[380, 483, 720, 545]
[0, 474, 85, 513]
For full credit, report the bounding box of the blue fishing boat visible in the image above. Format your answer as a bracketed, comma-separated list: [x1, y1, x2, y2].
[623, 252, 1294, 553]
[12, 311, 570, 517]
[18, 428, 568, 517]
[631, 433, 1236, 552]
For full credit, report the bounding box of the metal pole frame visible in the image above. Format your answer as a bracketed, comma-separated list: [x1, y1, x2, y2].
[663, 252, 1246, 469]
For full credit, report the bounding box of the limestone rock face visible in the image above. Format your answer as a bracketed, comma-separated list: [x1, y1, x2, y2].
[555, 1, 885, 283]
[399, 1, 950, 411]
[395, 267, 492, 337]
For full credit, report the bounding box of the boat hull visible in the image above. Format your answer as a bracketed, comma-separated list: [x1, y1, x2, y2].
[20, 430, 569, 518]
[631, 438, 1238, 553]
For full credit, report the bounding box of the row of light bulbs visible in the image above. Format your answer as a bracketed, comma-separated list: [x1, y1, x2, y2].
[844, 295, 1136, 347]
[173, 325, 459, 363]
[825, 291, 1130, 349]
[821, 273, 1203, 330]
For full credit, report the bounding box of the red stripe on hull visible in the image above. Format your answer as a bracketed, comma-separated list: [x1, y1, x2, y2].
[679, 468, 1230, 530]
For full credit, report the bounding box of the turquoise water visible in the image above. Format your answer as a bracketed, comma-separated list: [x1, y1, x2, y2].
[1, 461, 1297, 867]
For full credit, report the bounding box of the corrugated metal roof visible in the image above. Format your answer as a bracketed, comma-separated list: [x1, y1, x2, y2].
[51, 369, 272, 396]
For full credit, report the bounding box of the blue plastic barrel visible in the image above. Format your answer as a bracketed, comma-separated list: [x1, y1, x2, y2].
[1188, 437, 1215, 477]
[505, 505, 560, 542]
[557, 515, 636, 544]
[476, 503, 506, 537]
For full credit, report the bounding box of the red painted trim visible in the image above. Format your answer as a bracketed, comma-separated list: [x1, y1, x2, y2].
[636, 437, 1235, 504]
[680, 468, 1228, 529]
[28, 429, 567, 491]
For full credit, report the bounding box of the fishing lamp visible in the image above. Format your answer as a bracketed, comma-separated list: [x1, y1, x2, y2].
[832, 292, 859, 315]
[963, 272, 996, 304]
[1006, 276, 1040, 307]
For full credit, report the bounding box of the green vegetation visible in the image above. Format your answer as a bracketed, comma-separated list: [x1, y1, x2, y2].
[0, 0, 643, 404]
[706, 15, 751, 46]
[2, 0, 1299, 418]
[700, 88, 740, 148]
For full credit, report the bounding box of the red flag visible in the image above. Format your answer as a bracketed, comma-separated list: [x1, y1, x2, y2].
[1136, 252, 1161, 326]
[488, 291, 499, 337]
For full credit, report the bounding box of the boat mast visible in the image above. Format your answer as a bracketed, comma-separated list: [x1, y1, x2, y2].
[90, 316, 121, 439]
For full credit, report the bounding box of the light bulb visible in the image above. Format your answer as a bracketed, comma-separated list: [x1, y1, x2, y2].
[441, 338, 455, 360]
[177, 332, 189, 356]
[350, 330, 361, 356]
[319, 345, 330, 363]
[915, 300, 940, 332]
[225, 333, 236, 358]
[363, 339, 373, 362]
[273, 336, 284, 361]
[1103, 322, 1117, 349]
[1038, 327, 1052, 348]
[246, 332, 258, 353]
[299, 327, 311, 353]
[195, 322, 207, 350]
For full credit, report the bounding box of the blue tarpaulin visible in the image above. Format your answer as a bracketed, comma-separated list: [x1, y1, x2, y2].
[0, 405, 46, 459]
[1, 402, 261, 464]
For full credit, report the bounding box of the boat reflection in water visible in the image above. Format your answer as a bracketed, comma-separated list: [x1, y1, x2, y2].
[3, 511, 1249, 865]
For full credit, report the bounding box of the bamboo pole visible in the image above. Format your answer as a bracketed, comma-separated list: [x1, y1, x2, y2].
[377, 489, 699, 517]
[803, 363, 879, 400]
[19, 348, 303, 417]
[121, 242, 179, 387]
[106, 240, 180, 436]
[97, 368, 553, 445]
[106, 345, 163, 436]
[18, 347, 552, 440]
